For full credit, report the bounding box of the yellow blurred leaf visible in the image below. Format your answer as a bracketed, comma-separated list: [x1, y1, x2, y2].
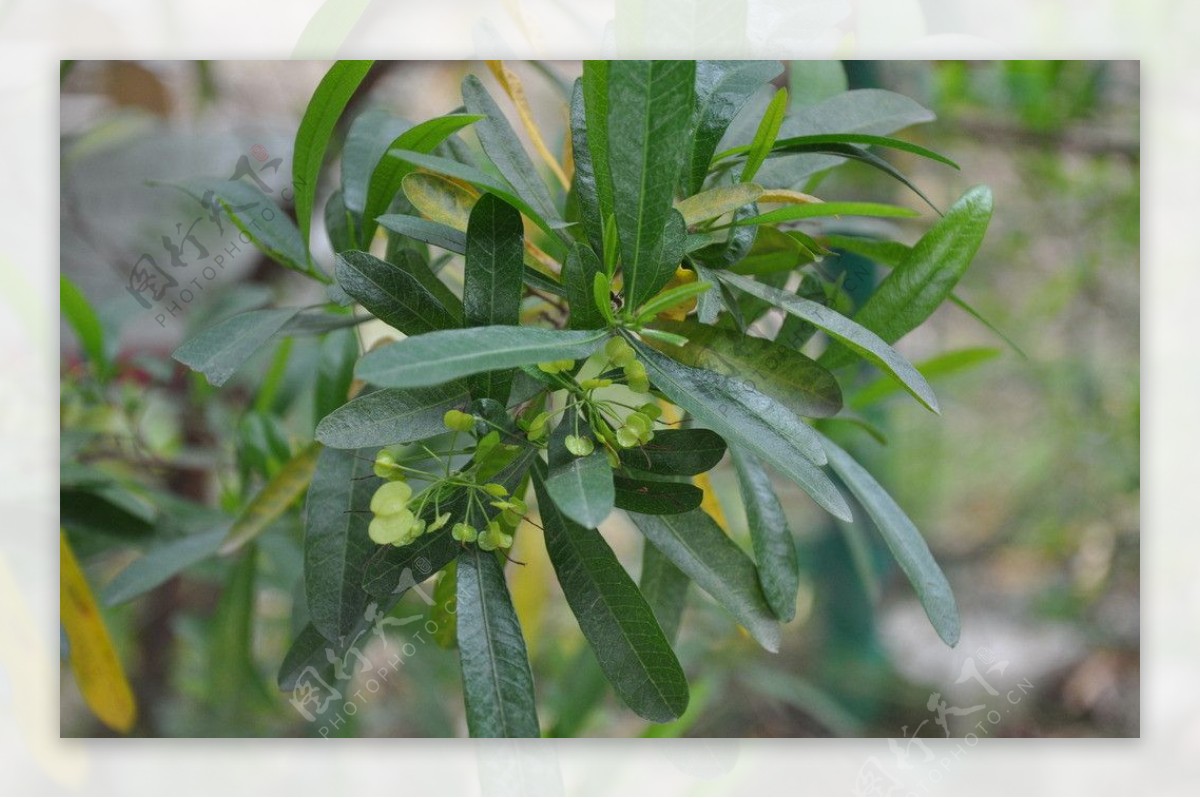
[60, 531, 137, 734]
[486, 60, 570, 190]
[402, 171, 479, 231]
[220, 442, 322, 555]
[674, 183, 763, 226]
[757, 188, 823, 206]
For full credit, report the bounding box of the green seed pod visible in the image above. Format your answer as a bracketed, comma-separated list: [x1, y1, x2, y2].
[615, 426, 641, 449]
[368, 508, 415, 545]
[370, 480, 413, 515]
[580, 377, 613, 390]
[443, 408, 475, 432]
[564, 434, 595, 457]
[605, 336, 635, 367]
[498, 531, 514, 550]
[638, 402, 663, 421]
[373, 450, 401, 480]
[624, 412, 652, 436]
[452, 522, 478, 543]
[477, 528, 499, 551]
[483, 483, 509, 498]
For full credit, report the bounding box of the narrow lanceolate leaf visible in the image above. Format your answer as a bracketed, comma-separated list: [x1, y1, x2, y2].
[61, 531, 137, 733]
[340, 107, 411, 244]
[822, 186, 994, 369]
[742, 87, 788, 184]
[820, 434, 960, 646]
[674, 183, 763, 227]
[456, 546, 540, 738]
[534, 466, 689, 723]
[314, 326, 360, 423]
[102, 527, 225, 606]
[173, 307, 300, 387]
[730, 447, 799, 622]
[628, 338, 852, 523]
[628, 510, 782, 652]
[61, 276, 112, 379]
[464, 193, 525, 403]
[334, 250, 457, 336]
[579, 63, 614, 249]
[315, 383, 471, 449]
[851, 347, 1001, 410]
[220, 442, 321, 555]
[293, 60, 374, 255]
[563, 244, 605, 330]
[717, 132, 959, 171]
[687, 60, 783, 195]
[718, 272, 939, 413]
[617, 428, 727, 476]
[608, 60, 695, 308]
[545, 424, 614, 529]
[387, 247, 464, 324]
[304, 446, 382, 642]
[402, 171, 478, 232]
[164, 178, 315, 279]
[377, 213, 467, 254]
[638, 540, 690, 642]
[487, 61, 571, 189]
[735, 201, 919, 227]
[462, 74, 558, 224]
[360, 113, 483, 243]
[356, 326, 608, 389]
[613, 476, 703, 515]
[651, 319, 843, 418]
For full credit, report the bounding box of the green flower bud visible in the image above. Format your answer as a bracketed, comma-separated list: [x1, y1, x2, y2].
[443, 408, 475, 432]
[370, 480, 413, 515]
[483, 483, 509, 498]
[373, 450, 401, 480]
[624, 360, 650, 393]
[564, 434, 595, 457]
[497, 531, 514, 550]
[581, 377, 613, 390]
[605, 336, 635, 367]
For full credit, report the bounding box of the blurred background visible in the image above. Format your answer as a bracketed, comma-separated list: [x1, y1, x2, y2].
[59, 60, 1139, 738]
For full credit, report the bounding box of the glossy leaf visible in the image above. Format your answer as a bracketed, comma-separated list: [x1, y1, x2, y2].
[462, 74, 558, 224]
[608, 60, 695, 308]
[820, 434, 960, 646]
[579, 62, 614, 248]
[360, 113, 482, 243]
[687, 60, 783, 195]
[376, 213, 466, 254]
[334, 250, 457, 336]
[545, 422, 614, 529]
[742, 87, 788, 183]
[61, 531, 137, 733]
[628, 509, 782, 652]
[315, 383, 471, 449]
[356, 326, 608, 389]
[173, 307, 300, 387]
[304, 446, 382, 641]
[293, 60, 374, 255]
[102, 527, 225, 606]
[464, 194, 525, 402]
[735, 201, 919, 227]
[822, 186, 994, 368]
[651, 319, 843, 418]
[613, 476, 703, 515]
[456, 545, 541, 738]
[628, 338, 852, 522]
[718, 271, 939, 413]
[219, 442, 321, 555]
[674, 183, 763, 226]
[535, 467, 689, 722]
[617, 428, 727, 476]
[730, 447, 798, 621]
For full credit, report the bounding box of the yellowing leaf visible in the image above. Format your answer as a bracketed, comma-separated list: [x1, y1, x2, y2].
[757, 188, 823, 206]
[657, 402, 728, 530]
[402, 171, 479, 231]
[674, 183, 763, 227]
[60, 530, 137, 733]
[220, 442, 322, 555]
[486, 60, 570, 190]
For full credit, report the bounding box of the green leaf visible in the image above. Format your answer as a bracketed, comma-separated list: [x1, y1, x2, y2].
[628, 337, 852, 522]
[734, 201, 919, 227]
[728, 225, 809, 276]
[293, 60, 374, 256]
[315, 384, 471, 449]
[608, 60, 695, 308]
[851, 347, 1001, 409]
[628, 509, 782, 653]
[464, 194, 525, 403]
[788, 60, 847, 107]
[462, 74, 558, 225]
[717, 271, 939, 413]
[820, 434, 960, 646]
[334, 250, 457, 336]
[314, 327, 359, 423]
[545, 423, 614, 529]
[209, 547, 270, 719]
[638, 540, 690, 642]
[340, 107, 410, 245]
[674, 183, 763, 226]
[634, 281, 712, 323]
[360, 113, 483, 244]
[730, 447, 798, 621]
[324, 189, 358, 252]
[651, 319, 843, 418]
[164, 178, 315, 279]
[356, 326, 608, 389]
[219, 442, 321, 555]
[613, 476, 703, 515]
[376, 213, 466, 254]
[821, 186, 994, 368]
[304, 446, 381, 641]
[717, 133, 959, 171]
[563, 244, 605, 330]
[172, 307, 300, 387]
[101, 527, 225, 606]
[579, 63, 614, 249]
[456, 545, 541, 738]
[617, 428, 727, 476]
[389, 247, 464, 323]
[61, 276, 111, 379]
[687, 60, 783, 195]
[534, 465, 689, 723]
[742, 87, 788, 183]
